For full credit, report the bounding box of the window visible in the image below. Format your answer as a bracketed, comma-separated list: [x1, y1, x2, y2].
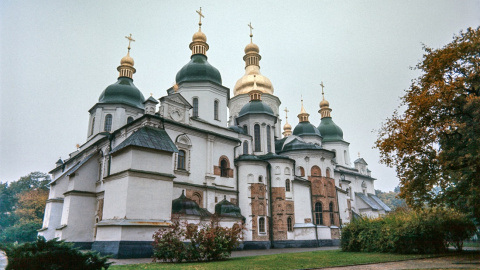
[311, 166, 321, 177]
[193, 98, 199, 117]
[326, 168, 331, 178]
[329, 202, 335, 225]
[243, 125, 248, 134]
[285, 179, 290, 192]
[315, 202, 323, 225]
[104, 114, 112, 132]
[266, 125, 271, 153]
[243, 141, 249, 155]
[299, 166, 305, 177]
[90, 117, 95, 136]
[220, 159, 228, 177]
[259, 217, 265, 233]
[214, 100, 219, 120]
[258, 176, 263, 182]
[127, 116, 134, 124]
[177, 150, 186, 170]
[287, 217, 293, 232]
[254, 124, 261, 152]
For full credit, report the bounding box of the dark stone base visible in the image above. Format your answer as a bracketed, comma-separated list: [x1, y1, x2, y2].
[91, 241, 153, 259]
[241, 241, 271, 250]
[271, 239, 340, 248]
[71, 242, 93, 250]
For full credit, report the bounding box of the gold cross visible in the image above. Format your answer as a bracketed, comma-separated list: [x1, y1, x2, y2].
[284, 107, 289, 119]
[196, 7, 204, 30]
[320, 81, 325, 97]
[248, 22, 254, 42]
[125, 34, 135, 51]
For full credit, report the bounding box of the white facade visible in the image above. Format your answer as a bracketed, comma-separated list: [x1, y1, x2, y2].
[39, 28, 390, 258]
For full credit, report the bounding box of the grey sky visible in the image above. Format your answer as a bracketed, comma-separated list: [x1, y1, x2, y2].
[1, 0, 479, 191]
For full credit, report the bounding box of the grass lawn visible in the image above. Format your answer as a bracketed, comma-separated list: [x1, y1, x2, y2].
[110, 250, 437, 270]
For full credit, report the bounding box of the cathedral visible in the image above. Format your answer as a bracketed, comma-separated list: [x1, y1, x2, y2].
[39, 11, 390, 258]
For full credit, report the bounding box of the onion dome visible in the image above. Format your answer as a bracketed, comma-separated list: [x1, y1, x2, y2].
[98, 35, 145, 110]
[317, 88, 344, 142]
[175, 8, 222, 85]
[293, 99, 321, 137]
[233, 23, 274, 96]
[215, 196, 243, 218]
[238, 76, 275, 117]
[171, 191, 212, 217]
[282, 107, 292, 137]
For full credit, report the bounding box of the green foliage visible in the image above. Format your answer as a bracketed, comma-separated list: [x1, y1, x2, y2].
[0, 172, 51, 243]
[375, 27, 480, 223]
[341, 207, 476, 254]
[375, 189, 407, 210]
[152, 218, 244, 262]
[1, 236, 111, 270]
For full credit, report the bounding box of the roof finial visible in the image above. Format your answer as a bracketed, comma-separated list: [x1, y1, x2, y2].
[125, 33, 135, 52]
[298, 95, 310, 122]
[284, 107, 289, 120]
[283, 107, 292, 137]
[248, 22, 254, 43]
[320, 81, 325, 99]
[196, 7, 204, 31]
[358, 152, 361, 158]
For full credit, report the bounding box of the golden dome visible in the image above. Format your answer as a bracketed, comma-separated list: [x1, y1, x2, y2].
[120, 52, 134, 67]
[192, 31, 207, 43]
[245, 42, 259, 54]
[284, 122, 292, 130]
[234, 70, 274, 95]
[320, 98, 329, 108]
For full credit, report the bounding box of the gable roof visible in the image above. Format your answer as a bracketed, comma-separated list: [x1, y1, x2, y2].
[355, 192, 391, 212]
[110, 126, 178, 155]
[160, 92, 192, 108]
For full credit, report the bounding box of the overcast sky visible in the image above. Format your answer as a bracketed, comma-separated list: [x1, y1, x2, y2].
[1, 0, 479, 191]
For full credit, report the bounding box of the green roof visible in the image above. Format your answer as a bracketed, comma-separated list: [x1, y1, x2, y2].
[238, 100, 275, 117]
[98, 77, 145, 110]
[110, 126, 178, 154]
[293, 121, 322, 137]
[215, 197, 244, 218]
[172, 191, 212, 217]
[281, 138, 322, 152]
[318, 117, 344, 142]
[175, 54, 222, 85]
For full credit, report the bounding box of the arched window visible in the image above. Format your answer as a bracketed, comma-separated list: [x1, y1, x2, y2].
[258, 176, 263, 182]
[285, 179, 291, 192]
[311, 166, 321, 177]
[104, 114, 112, 132]
[266, 125, 271, 153]
[90, 117, 95, 136]
[299, 166, 305, 177]
[193, 98, 199, 117]
[344, 150, 348, 164]
[214, 100, 219, 120]
[329, 202, 335, 225]
[326, 168, 331, 178]
[220, 159, 228, 177]
[287, 217, 293, 232]
[177, 150, 186, 170]
[259, 217, 265, 233]
[127, 116, 134, 124]
[315, 202, 323, 225]
[243, 141, 249, 155]
[254, 124, 261, 152]
[243, 125, 248, 134]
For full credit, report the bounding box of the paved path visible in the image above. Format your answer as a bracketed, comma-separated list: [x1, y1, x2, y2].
[0, 251, 7, 270]
[319, 254, 480, 270]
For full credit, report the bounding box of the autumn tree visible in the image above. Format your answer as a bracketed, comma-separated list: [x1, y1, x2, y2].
[375, 27, 480, 223]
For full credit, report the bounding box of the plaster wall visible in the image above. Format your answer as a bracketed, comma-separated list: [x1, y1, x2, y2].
[61, 194, 96, 242]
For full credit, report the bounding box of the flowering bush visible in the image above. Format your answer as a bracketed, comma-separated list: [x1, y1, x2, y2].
[152, 217, 243, 262]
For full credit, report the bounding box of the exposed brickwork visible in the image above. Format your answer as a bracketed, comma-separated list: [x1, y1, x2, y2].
[250, 183, 269, 241]
[331, 227, 340, 239]
[309, 175, 339, 227]
[186, 189, 204, 207]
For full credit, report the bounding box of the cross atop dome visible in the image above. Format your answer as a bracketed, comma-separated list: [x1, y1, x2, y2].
[196, 7, 204, 31]
[248, 22, 254, 43]
[125, 33, 135, 51]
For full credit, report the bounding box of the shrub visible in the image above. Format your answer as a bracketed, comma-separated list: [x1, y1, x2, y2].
[1, 236, 111, 270]
[152, 217, 244, 262]
[341, 207, 476, 254]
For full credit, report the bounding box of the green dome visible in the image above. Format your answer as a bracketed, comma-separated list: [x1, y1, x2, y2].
[293, 121, 321, 137]
[215, 197, 243, 218]
[281, 138, 322, 152]
[238, 100, 275, 117]
[318, 117, 344, 142]
[171, 191, 211, 217]
[175, 54, 222, 85]
[98, 77, 145, 110]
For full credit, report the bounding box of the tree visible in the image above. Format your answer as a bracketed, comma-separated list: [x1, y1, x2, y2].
[375, 27, 480, 223]
[375, 189, 406, 210]
[0, 172, 51, 243]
